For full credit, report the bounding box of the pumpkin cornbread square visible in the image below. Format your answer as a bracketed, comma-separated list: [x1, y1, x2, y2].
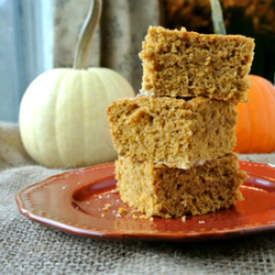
[107, 96, 237, 169]
[116, 154, 246, 218]
[139, 26, 254, 102]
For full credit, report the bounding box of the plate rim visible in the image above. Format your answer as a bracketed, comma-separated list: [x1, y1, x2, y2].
[16, 160, 275, 242]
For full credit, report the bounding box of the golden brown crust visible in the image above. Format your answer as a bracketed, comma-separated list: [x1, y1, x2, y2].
[139, 26, 254, 102]
[107, 96, 237, 169]
[116, 153, 247, 218]
[107, 26, 252, 218]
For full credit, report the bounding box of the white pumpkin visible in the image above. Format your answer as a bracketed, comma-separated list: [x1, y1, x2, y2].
[19, 0, 135, 168]
[19, 68, 134, 168]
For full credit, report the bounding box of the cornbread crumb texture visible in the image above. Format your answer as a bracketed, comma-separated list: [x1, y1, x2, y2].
[103, 203, 111, 211]
[117, 207, 128, 215]
[107, 96, 237, 169]
[116, 154, 246, 218]
[139, 26, 254, 102]
[181, 216, 186, 222]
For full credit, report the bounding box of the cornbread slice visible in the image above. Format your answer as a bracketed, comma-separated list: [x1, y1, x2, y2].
[139, 26, 254, 102]
[107, 96, 237, 169]
[116, 154, 246, 218]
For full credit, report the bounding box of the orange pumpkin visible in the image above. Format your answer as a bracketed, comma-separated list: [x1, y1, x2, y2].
[234, 75, 275, 153]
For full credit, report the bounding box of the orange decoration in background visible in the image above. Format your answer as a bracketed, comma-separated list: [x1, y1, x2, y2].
[234, 75, 275, 153]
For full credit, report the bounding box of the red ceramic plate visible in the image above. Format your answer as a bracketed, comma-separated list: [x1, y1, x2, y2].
[16, 161, 275, 242]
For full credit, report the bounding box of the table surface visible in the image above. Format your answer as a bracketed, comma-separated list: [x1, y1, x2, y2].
[1, 122, 275, 274]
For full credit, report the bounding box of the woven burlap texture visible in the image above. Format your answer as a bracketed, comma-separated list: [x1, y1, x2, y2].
[1, 121, 275, 274]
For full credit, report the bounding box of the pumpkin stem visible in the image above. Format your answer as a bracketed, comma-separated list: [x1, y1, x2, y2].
[209, 0, 227, 35]
[73, 0, 102, 69]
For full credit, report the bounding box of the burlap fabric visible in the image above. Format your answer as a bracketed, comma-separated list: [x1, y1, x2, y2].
[1, 121, 275, 274]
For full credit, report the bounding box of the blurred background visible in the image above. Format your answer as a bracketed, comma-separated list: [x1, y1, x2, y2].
[164, 0, 275, 84]
[0, 0, 52, 122]
[0, 0, 274, 122]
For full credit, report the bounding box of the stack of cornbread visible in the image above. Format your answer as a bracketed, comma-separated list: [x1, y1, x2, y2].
[107, 26, 254, 218]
